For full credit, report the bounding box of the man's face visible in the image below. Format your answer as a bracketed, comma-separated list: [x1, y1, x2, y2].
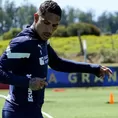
[34, 12, 60, 41]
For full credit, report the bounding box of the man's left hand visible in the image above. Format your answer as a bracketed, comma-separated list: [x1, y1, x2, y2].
[99, 66, 113, 78]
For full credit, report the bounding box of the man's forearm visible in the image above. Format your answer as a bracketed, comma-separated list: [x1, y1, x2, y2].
[48, 45, 101, 76]
[50, 57, 101, 76]
[0, 68, 30, 87]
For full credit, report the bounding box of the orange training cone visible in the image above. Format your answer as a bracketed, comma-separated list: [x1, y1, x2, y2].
[109, 93, 114, 104]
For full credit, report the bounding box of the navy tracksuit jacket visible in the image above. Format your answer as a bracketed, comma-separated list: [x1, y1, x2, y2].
[0, 26, 101, 118]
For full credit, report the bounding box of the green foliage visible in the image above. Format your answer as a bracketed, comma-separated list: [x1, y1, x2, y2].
[3, 32, 12, 40]
[100, 48, 118, 63]
[52, 25, 68, 37]
[52, 23, 100, 37]
[50, 37, 80, 57]
[66, 22, 101, 36]
[66, 24, 77, 36]
[0, 40, 10, 54]
[3, 28, 21, 40]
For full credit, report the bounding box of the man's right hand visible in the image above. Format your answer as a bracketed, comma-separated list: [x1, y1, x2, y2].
[29, 77, 48, 90]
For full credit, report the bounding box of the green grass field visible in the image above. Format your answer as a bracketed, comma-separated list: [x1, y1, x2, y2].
[0, 87, 118, 118]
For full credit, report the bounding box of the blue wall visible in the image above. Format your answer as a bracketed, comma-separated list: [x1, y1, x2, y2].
[47, 67, 118, 88]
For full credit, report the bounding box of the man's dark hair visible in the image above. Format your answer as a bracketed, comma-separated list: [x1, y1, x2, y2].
[39, 0, 62, 18]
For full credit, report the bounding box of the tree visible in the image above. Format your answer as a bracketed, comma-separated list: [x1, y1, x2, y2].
[60, 9, 68, 26]
[0, 7, 5, 34]
[77, 9, 95, 24]
[66, 7, 75, 24]
[108, 12, 118, 33]
[16, 4, 37, 28]
[96, 11, 118, 33]
[3, 0, 16, 31]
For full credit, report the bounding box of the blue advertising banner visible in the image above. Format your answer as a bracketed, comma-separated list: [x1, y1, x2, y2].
[47, 67, 118, 88]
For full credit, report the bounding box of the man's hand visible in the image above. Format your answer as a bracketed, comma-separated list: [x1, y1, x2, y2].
[99, 66, 113, 78]
[29, 77, 48, 90]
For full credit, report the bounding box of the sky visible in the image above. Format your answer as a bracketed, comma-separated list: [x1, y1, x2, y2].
[3, 0, 118, 17]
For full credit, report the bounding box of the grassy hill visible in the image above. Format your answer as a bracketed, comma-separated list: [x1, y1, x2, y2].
[50, 35, 118, 54]
[0, 39, 10, 55]
[50, 35, 118, 63]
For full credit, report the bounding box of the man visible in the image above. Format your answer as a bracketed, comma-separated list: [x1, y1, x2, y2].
[0, 0, 112, 118]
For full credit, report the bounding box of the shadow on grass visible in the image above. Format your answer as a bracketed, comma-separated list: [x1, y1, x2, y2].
[45, 100, 57, 103]
[106, 101, 118, 104]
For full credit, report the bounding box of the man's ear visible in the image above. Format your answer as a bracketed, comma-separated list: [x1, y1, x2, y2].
[34, 13, 39, 23]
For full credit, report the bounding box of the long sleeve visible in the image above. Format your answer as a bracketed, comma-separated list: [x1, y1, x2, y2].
[0, 66, 29, 87]
[48, 44, 101, 77]
[0, 38, 31, 87]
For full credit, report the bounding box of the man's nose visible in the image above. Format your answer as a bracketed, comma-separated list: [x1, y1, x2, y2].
[47, 25, 53, 33]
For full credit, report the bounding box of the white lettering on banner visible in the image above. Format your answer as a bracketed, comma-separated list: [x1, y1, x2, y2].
[48, 73, 57, 83]
[94, 76, 103, 83]
[6, 46, 30, 59]
[47, 70, 118, 86]
[68, 73, 77, 83]
[82, 73, 90, 83]
[108, 72, 117, 82]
